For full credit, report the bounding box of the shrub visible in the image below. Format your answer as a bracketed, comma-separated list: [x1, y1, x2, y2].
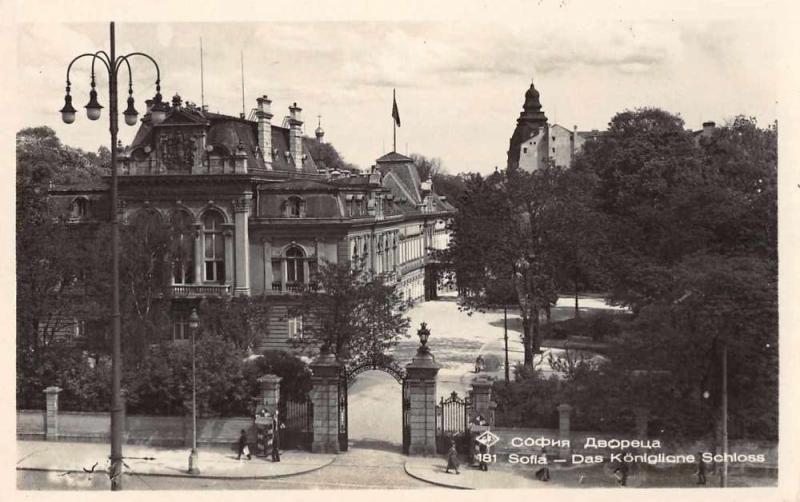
[482, 353, 502, 372]
[243, 350, 312, 403]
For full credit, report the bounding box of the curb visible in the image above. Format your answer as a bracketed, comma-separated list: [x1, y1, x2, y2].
[402, 461, 472, 490]
[17, 456, 337, 481]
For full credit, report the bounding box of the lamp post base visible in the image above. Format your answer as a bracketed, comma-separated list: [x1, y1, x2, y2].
[188, 448, 200, 475]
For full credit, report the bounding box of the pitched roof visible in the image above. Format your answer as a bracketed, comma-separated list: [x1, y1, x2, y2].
[376, 151, 413, 163]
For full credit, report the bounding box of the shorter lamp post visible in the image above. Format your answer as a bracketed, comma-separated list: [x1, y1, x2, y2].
[417, 322, 431, 354]
[188, 308, 200, 474]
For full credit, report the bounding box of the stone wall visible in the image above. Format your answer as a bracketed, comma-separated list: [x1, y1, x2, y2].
[17, 410, 254, 448]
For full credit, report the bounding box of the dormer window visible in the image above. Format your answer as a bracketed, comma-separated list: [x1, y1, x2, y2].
[282, 196, 305, 218]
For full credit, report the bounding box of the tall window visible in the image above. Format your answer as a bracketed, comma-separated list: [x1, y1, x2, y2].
[172, 210, 194, 284]
[288, 315, 303, 340]
[173, 314, 189, 341]
[286, 246, 305, 284]
[202, 211, 225, 282]
[283, 196, 305, 217]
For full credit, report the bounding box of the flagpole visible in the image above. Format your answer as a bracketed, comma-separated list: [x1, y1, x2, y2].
[393, 88, 397, 152]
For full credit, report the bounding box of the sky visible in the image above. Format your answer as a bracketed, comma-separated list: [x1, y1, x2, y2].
[14, 11, 780, 175]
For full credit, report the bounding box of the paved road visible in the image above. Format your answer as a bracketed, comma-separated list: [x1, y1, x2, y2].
[17, 445, 430, 490]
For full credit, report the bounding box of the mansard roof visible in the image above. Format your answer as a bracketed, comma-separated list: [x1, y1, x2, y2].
[129, 105, 319, 174]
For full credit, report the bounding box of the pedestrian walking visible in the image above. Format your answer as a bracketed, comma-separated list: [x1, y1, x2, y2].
[535, 447, 550, 481]
[237, 429, 251, 460]
[474, 355, 485, 373]
[445, 443, 460, 474]
[614, 457, 628, 486]
[696, 452, 706, 485]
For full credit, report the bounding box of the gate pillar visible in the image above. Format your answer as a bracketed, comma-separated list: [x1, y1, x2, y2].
[470, 376, 494, 425]
[405, 324, 440, 456]
[310, 351, 342, 453]
[257, 374, 282, 413]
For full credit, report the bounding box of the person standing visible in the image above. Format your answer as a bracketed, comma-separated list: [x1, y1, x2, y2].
[478, 442, 489, 472]
[696, 452, 706, 485]
[271, 415, 281, 462]
[237, 429, 251, 461]
[445, 443, 460, 474]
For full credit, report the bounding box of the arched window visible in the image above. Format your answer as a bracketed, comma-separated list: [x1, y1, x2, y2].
[202, 211, 225, 282]
[286, 246, 305, 284]
[282, 196, 305, 218]
[71, 197, 88, 219]
[172, 210, 194, 285]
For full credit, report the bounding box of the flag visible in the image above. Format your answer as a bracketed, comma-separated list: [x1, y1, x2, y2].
[392, 90, 401, 127]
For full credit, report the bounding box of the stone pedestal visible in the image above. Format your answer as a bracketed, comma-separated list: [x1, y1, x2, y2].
[470, 376, 494, 425]
[44, 386, 62, 441]
[405, 350, 440, 456]
[310, 352, 342, 453]
[557, 403, 572, 458]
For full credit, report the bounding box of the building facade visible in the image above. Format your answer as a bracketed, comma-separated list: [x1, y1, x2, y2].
[51, 92, 455, 352]
[507, 82, 601, 171]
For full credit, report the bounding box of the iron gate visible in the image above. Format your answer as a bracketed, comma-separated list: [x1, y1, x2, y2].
[338, 371, 348, 451]
[436, 391, 471, 454]
[402, 379, 410, 454]
[278, 398, 313, 450]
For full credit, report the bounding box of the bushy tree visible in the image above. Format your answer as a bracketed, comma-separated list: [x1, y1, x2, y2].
[306, 141, 360, 173]
[291, 260, 410, 362]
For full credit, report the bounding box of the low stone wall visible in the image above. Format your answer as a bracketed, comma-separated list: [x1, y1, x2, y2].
[17, 410, 254, 448]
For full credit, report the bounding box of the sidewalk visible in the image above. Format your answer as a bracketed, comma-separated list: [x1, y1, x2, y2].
[17, 440, 335, 480]
[404, 457, 561, 489]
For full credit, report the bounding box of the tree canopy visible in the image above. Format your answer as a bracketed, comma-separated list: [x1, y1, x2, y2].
[290, 260, 410, 363]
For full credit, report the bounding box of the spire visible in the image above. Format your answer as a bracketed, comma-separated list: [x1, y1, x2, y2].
[315, 115, 325, 143]
[523, 82, 542, 113]
[518, 81, 547, 125]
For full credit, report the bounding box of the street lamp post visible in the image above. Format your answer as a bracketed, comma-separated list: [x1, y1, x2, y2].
[504, 306, 510, 383]
[60, 21, 164, 491]
[188, 308, 200, 474]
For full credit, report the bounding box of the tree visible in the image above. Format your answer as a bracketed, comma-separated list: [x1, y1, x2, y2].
[410, 153, 442, 181]
[198, 296, 271, 353]
[290, 260, 410, 362]
[16, 127, 110, 365]
[564, 111, 777, 439]
[306, 141, 360, 173]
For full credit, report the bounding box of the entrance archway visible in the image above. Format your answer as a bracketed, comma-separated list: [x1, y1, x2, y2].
[339, 357, 409, 453]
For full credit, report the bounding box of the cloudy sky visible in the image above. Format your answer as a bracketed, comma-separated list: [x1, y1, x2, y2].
[15, 8, 780, 175]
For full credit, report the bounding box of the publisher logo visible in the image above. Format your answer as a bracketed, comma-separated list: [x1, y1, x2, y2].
[476, 431, 500, 447]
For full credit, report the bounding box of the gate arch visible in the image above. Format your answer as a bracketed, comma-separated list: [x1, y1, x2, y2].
[338, 355, 410, 453]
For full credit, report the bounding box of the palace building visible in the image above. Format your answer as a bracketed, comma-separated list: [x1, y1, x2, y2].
[50, 92, 455, 352]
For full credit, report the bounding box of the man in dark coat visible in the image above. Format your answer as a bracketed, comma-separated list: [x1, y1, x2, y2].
[696, 452, 706, 485]
[271, 415, 281, 462]
[237, 429, 251, 460]
[478, 442, 489, 471]
[445, 443, 460, 474]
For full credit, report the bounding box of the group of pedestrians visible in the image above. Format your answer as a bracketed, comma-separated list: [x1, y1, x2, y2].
[444, 440, 489, 475]
[237, 428, 281, 462]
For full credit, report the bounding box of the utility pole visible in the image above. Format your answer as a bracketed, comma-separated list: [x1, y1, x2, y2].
[504, 306, 510, 383]
[721, 341, 728, 487]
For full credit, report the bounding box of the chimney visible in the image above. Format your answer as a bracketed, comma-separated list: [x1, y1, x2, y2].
[702, 121, 716, 136]
[256, 95, 273, 169]
[288, 102, 304, 170]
